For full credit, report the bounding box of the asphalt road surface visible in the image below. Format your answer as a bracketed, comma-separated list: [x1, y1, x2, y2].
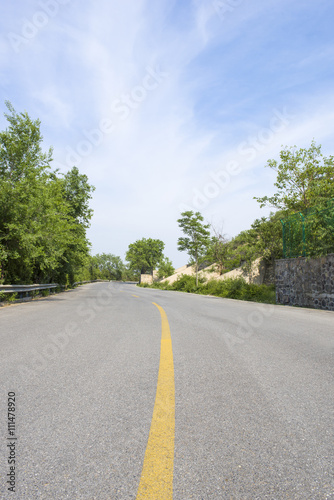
[0, 282, 333, 499]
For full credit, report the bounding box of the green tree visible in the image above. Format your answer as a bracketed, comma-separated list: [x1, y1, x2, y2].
[61, 166, 95, 227]
[0, 101, 94, 284]
[250, 213, 284, 265]
[54, 167, 95, 285]
[254, 141, 334, 212]
[126, 238, 165, 276]
[177, 211, 211, 286]
[95, 253, 124, 280]
[255, 141, 334, 259]
[86, 255, 102, 281]
[0, 101, 55, 282]
[157, 256, 175, 279]
[206, 226, 229, 275]
[122, 264, 140, 282]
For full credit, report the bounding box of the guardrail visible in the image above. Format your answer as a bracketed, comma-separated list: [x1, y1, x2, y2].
[0, 279, 136, 301]
[0, 284, 58, 294]
[0, 280, 111, 300]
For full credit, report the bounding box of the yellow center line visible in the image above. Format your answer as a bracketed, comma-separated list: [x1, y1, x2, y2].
[132, 294, 140, 298]
[136, 302, 175, 500]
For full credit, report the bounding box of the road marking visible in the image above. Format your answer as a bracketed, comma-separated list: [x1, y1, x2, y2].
[136, 302, 175, 499]
[132, 294, 139, 298]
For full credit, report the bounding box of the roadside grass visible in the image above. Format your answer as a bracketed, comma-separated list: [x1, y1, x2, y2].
[138, 275, 276, 304]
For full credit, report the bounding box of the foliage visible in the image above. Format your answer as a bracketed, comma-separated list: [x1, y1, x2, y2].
[94, 253, 124, 280]
[249, 212, 284, 263]
[142, 275, 275, 304]
[61, 166, 95, 227]
[253, 140, 334, 259]
[254, 141, 334, 212]
[177, 211, 211, 286]
[206, 227, 229, 275]
[218, 230, 257, 273]
[126, 238, 165, 276]
[157, 257, 175, 279]
[200, 278, 275, 303]
[0, 291, 18, 303]
[0, 101, 94, 284]
[281, 201, 334, 258]
[169, 274, 205, 293]
[121, 265, 139, 281]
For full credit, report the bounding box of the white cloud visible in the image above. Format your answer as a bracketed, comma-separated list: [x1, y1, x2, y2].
[1, 0, 334, 267]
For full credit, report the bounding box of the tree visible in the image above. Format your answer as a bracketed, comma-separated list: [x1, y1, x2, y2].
[126, 238, 165, 276]
[0, 101, 55, 282]
[254, 141, 334, 259]
[207, 226, 229, 275]
[54, 167, 95, 285]
[157, 257, 175, 280]
[95, 253, 124, 280]
[250, 213, 284, 265]
[254, 141, 334, 212]
[0, 101, 94, 284]
[177, 211, 211, 286]
[61, 166, 95, 227]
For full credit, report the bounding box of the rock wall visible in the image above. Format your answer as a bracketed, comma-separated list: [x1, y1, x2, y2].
[263, 261, 276, 286]
[275, 254, 334, 310]
[140, 274, 153, 285]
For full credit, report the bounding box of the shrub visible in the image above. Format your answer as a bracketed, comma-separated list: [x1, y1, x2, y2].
[138, 274, 276, 304]
[0, 292, 18, 303]
[171, 275, 197, 292]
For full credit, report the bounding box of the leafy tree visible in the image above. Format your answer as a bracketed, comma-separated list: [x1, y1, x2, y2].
[0, 101, 55, 282]
[54, 167, 95, 285]
[157, 257, 175, 279]
[254, 141, 334, 212]
[126, 238, 165, 276]
[61, 166, 95, 227]
[95, 253, 124, 280]
[255, 141, 334, 259]
[223, 230, 256, 272]
[0, 101, 94, 284]
[29, 176, 79, 283]
[86, 255, 102, 281]
[122, 264, 140, 281]
[250, 213, 284, 265]
[206, 226, 229, 275]
[177, 211, 211, 286]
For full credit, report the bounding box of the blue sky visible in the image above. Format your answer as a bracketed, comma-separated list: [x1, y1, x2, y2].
[1, 0, 334, 268]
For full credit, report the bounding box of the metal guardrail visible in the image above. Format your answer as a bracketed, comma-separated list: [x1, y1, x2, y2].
[0, 279, 134, 301]
[0, 279, 110, 299]
[0, 284, 58, 294]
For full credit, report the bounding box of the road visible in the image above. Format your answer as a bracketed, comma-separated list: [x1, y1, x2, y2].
[0, 281, 333, 499]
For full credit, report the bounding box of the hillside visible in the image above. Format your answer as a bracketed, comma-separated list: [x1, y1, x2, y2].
[160, 258, 266, 285]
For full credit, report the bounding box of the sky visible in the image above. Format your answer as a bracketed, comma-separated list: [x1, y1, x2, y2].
[1, 0, 334, 268]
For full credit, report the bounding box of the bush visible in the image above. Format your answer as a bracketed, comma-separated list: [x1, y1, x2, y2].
[171, 275, 198, 293]
[0, 292, 18, 303]
[139, 275, 276, 304]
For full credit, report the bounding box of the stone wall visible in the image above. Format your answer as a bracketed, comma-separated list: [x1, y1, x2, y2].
[263, 261, 276, 286]
[275, 253, 334, 310]
[140, 274, 153, 285]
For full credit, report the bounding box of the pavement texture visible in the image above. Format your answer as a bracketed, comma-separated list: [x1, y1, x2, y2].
[0, 282, 333, 499]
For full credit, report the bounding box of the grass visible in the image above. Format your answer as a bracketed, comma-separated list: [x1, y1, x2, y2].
[138, 275, 276, 304]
